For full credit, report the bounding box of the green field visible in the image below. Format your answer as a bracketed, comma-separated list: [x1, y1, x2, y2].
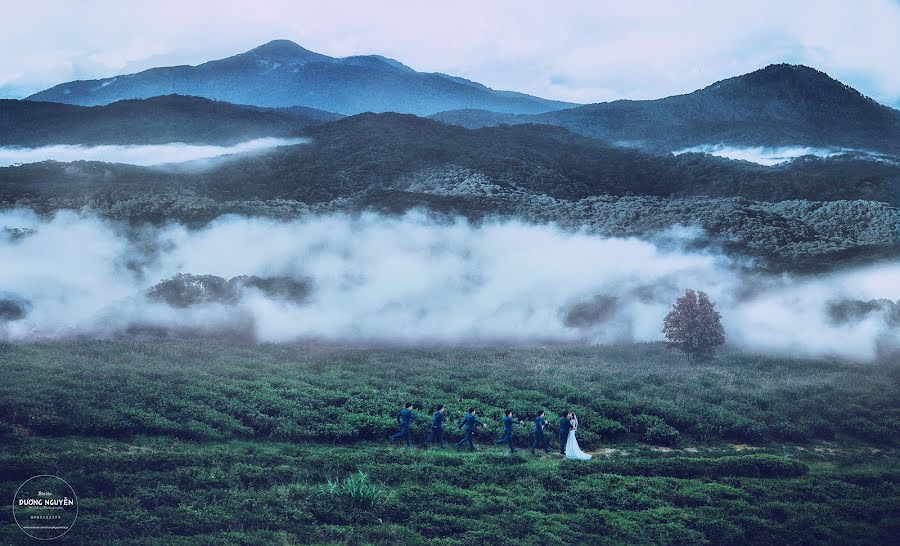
[1, 341, 898, 544]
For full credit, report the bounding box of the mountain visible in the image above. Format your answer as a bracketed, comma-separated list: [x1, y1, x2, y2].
[0, 95, 343, 146]
[26, 40, 574, 116]
[431, 64, 900, 156]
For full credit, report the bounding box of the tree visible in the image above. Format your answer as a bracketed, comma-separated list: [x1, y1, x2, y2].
[663, 289, 725, 358]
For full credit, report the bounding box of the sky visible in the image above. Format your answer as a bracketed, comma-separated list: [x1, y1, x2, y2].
[1, 0, 899, 107]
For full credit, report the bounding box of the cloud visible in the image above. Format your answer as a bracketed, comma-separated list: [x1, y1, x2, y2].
[0, 1, 898, 107]
[0, 208, 897, 360]
[674, 145, 848, 165]
[0, 138, 306, 167]
[673, 145, 899, 165]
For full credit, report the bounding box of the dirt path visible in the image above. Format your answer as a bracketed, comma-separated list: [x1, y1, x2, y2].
[587, 444, 750, 457]
[586, 442, 896, 458]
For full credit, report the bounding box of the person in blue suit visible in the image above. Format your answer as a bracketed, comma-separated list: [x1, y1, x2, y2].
[531, 410, 552, 454]
[389, 402, 416, 446]
[455, 408, 484, 451]
[494, 409, 524, 452]
[424, 404, 447, 448]
[559, 410, 574, 455]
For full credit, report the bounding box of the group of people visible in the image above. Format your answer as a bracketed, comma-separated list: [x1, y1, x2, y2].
[389, 403, 593, 460]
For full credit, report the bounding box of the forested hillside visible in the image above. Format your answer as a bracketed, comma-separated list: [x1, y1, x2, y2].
[432, 64, 900, 156]
[2, 114, 897, 271]
[0, 95, 341, 146]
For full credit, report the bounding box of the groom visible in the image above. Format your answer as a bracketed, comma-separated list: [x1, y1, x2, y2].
[559, 411, 573, 455]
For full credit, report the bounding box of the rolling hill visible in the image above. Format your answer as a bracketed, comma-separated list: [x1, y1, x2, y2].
[6, 113, 896, 206]
[2, 113, 897, 271]
[0, 94, 342, 146]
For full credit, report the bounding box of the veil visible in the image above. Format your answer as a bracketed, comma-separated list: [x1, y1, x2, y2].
[571, 413, 578, 430]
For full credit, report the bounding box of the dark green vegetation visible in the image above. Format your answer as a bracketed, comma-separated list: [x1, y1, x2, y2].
[0, 95, 341, 146]
[5, 113, 898, 206]
[3, 341, 897, 446]
[26, 40, 573, 115]
[146, 273, 311, 308]
[432, 64, 900, 156]
[1, 341, 897, 544]
[3, 113, 897, 272]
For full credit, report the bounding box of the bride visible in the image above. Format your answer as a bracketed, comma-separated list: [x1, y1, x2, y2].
[565, 412, 593, 460]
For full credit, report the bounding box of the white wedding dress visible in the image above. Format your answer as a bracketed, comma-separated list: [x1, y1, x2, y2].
[565, 416, 593, 460]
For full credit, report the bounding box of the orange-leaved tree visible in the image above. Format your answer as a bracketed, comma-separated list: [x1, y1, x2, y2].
[663, 289, 725, 358]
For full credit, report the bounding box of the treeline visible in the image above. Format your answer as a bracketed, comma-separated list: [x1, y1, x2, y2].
[7, 183, 895, 272]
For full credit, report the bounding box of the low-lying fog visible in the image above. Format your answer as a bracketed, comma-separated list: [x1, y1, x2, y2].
[1, 208, 897, 360]
[673, 144, 892, 166]
[0, 138, 307, 167]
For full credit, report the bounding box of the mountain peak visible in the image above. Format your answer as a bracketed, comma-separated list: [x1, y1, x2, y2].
[750, 63, 841, 84]
[250, 39, 304, 52]
[711, 63, 868, 101]
[244, 39, 330, 62]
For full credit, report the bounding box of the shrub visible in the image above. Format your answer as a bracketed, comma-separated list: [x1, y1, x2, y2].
[592, 417, 628, 440]
[643, 421, 681, 447]
[625, 414, 681, 446]
[147, 274, 235, 307]
[147, 273, 311, 308]
[0, 297, 29, 321]
[590, 454, 807, 479]
[714, 454, 807, 478]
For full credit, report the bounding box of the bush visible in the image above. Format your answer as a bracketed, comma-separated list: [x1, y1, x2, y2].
[592, 417, 628, 440]
[714, 454, 808, 478]
[625, 414, 681, 446]
[146, 273, 311, 308]
[589, 454, 807, 479]
[644, 421, 681, 447]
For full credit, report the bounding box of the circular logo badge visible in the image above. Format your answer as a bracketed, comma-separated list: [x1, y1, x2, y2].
[13, 475, 78, 540]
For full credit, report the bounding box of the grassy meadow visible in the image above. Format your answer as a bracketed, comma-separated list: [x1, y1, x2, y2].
[0, 340, 897, 544]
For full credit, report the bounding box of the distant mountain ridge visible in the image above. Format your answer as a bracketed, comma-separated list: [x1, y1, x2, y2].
[0, 95, 342, 145]
[431, 64, 900, 156]
[25, 51, 900, 156]
[26, 40, 574, 116]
